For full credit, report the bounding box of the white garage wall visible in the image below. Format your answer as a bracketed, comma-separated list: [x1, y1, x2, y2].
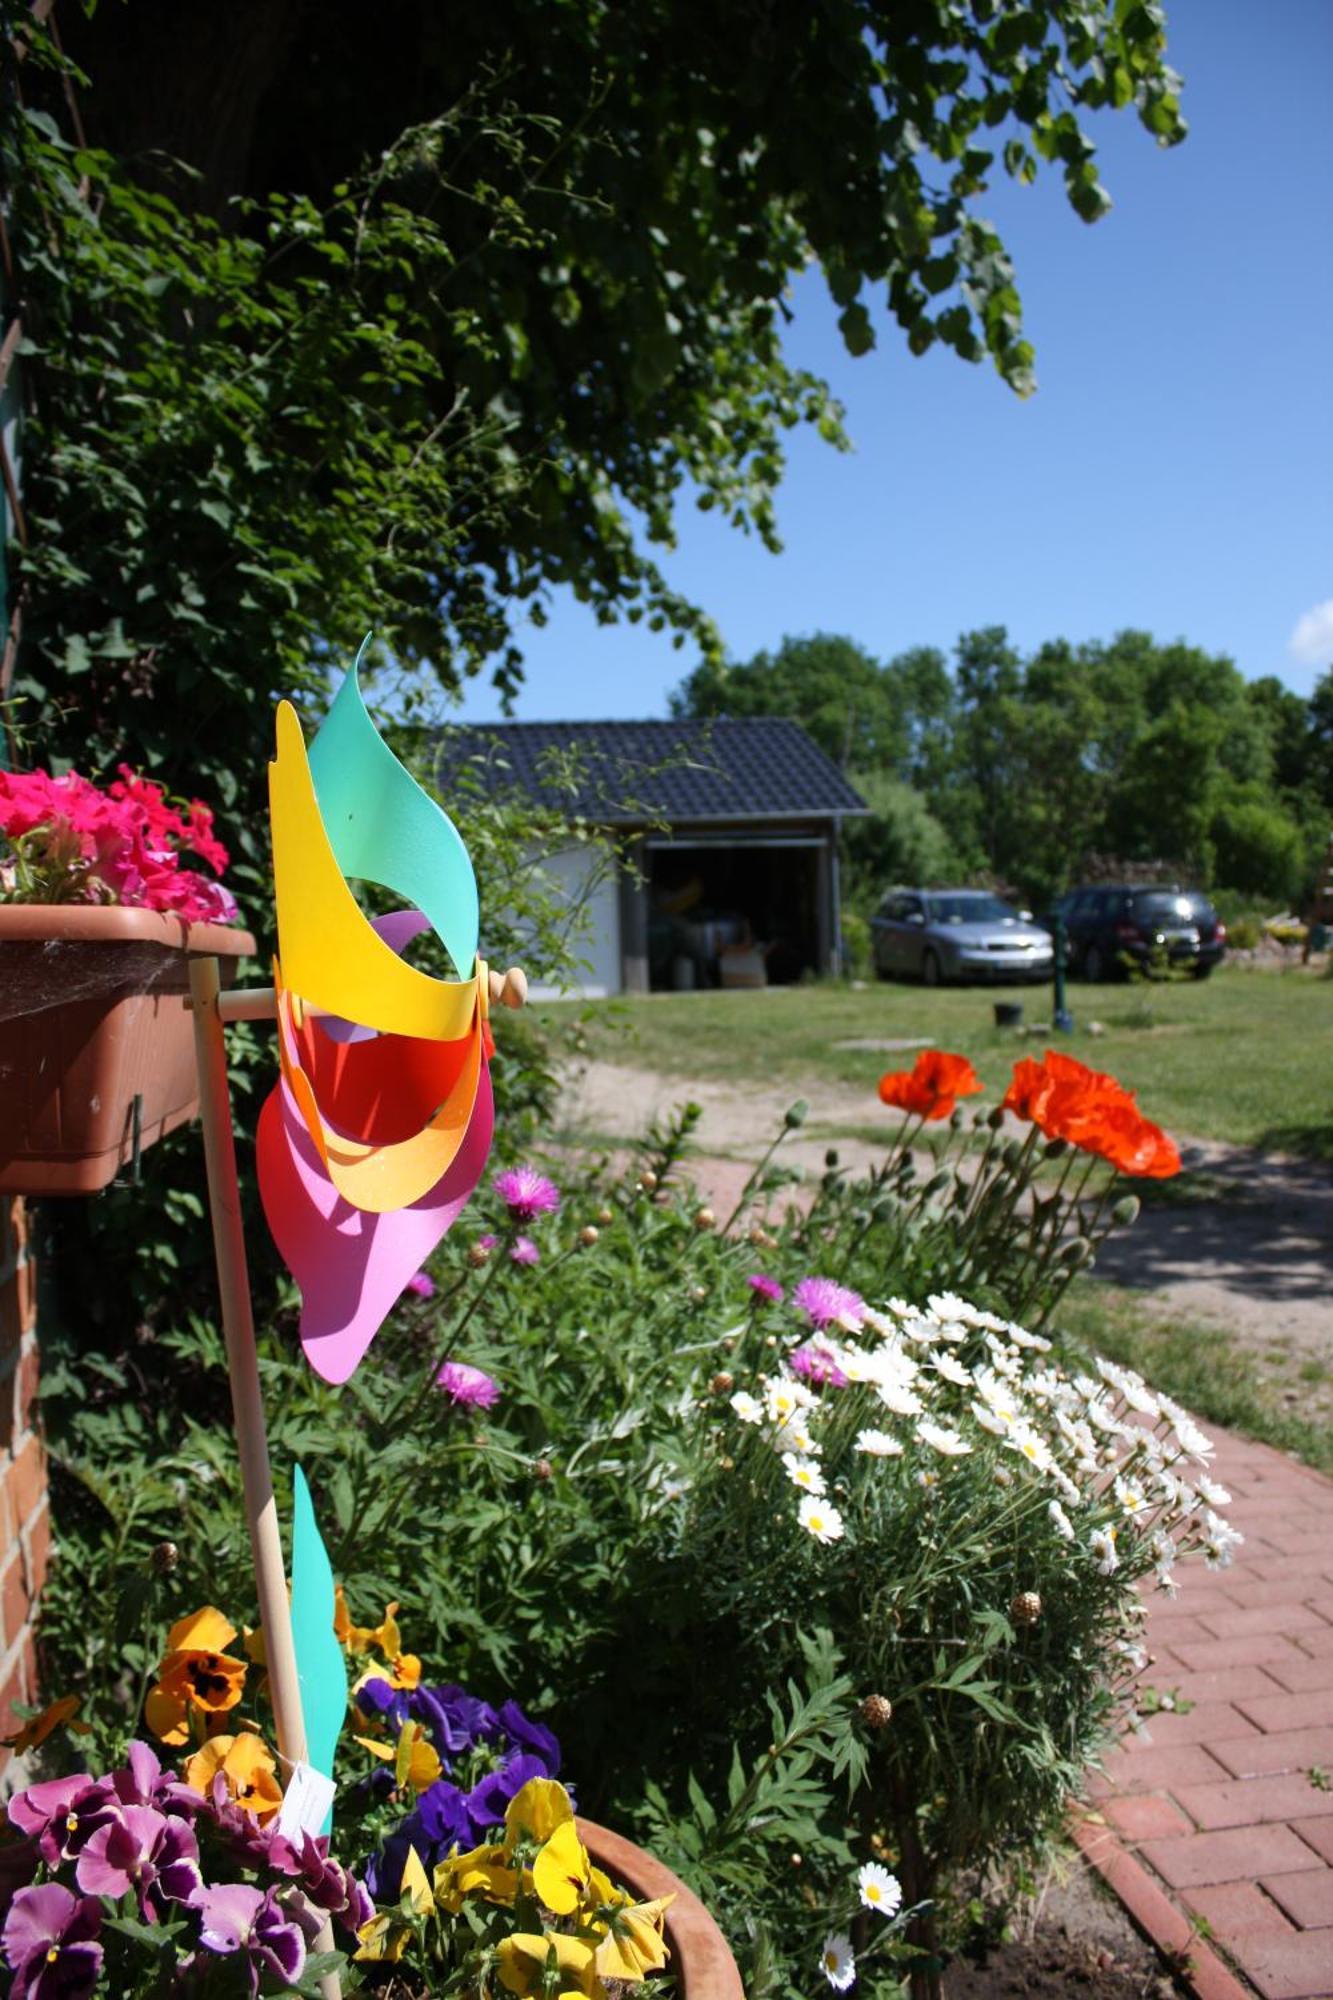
[517, 844, 623, 998]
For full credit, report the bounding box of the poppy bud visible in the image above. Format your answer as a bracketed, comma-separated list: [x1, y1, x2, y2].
[710, 1371, 735, 1395]
[694, 1207, 715, 1231]
[1112, 1195, 1141, 1227]
[150, 1540, 180, 1576]
[640, 1168, 659, 1191]
[1010, 1590, 1042, 1626]
[824, 1149, 839, 1169]
[987, 1105, 1006, 1130]
[533, 1458, 554, 1482]
[784, 1099, 808, 1129]
[858, 1693, 893, 1730]
[579, 1225, 600, 1247]
[1059, 1236, 1093, 1267]
[1043, 1137, 1069, 1160]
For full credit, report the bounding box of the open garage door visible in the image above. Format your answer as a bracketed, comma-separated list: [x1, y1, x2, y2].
[645, 838, 823, 991]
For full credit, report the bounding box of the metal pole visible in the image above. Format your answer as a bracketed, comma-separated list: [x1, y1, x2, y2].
[1053, 915, 1073, 1034]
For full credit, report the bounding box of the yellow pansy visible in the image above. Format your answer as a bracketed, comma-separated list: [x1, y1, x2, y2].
[354, 1913, 411, 1963]
[400, 1846, 434, 1917]
[593, 1896, 674, 1981]
[0, 1694, 91, 1754]
[433, 1841, 521, 1913]
[495, 1932, 604, 1999]
[532, 1819, 592, 1916]
[184, 1732, 284, 1823]
[353, 1721, 442, 1793]
[335, 1590, 422, 1688]
[503, 1775, 575, 1855]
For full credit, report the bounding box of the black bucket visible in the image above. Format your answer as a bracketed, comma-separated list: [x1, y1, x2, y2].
[993, 1001, 1024, 1029]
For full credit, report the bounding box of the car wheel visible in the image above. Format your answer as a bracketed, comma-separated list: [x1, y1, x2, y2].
[921, 948, 942, 988]
[1192, 961, 1213, 981]
[1083, 943, 1107, 982]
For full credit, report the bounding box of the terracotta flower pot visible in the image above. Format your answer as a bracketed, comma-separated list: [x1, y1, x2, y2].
[0, 905, 255, 1195]
[577, 1818, 744, 2000]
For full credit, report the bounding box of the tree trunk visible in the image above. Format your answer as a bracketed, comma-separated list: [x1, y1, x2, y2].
[896, 1814, 943, 2000]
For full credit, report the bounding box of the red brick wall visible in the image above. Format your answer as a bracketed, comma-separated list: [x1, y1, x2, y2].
[0, 1198, 48, 1772]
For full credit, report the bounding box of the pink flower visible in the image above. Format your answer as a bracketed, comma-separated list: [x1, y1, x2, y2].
[746, 1273, 784, 1304]
[435, 1361, 500, 1408]
[492, 1166, 561, 1222]
[2, 1884, 103, 2000]
[790, 1340, 849, 1388]
[510, 1237, 540, 1266]
[793, 1276, 865, 1331]
[405, 1271, 436, 1299]
[75, 1806, 201, 1917]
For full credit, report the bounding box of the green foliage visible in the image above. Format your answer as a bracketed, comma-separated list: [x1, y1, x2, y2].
[843, 771, 962, 913]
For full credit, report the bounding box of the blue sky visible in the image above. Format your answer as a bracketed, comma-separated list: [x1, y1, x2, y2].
[453, 0, 1332, 724]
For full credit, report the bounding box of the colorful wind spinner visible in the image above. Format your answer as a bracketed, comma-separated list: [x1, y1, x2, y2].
[256, 646, 500, 1384]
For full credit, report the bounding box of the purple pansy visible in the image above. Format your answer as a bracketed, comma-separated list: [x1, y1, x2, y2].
[492, 1165, 561, 1222]
[793, 1275, 865, 1331]
[8, 1777, 116, 1869]
[436, 1360, 500, 1408]
[790, 1340, 850, 1388]
[746, 1273, 784, 1304]
[75, 1804, 202, 1916]
[195, 1883, 308, 1993]
[2, 1884, 102, 2000]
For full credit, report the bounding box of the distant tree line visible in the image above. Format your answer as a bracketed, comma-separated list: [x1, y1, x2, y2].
[672, 631, 1333, 913]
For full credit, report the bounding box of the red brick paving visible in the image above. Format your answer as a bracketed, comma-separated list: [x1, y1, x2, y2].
[1083, 1428, 1333, 1998]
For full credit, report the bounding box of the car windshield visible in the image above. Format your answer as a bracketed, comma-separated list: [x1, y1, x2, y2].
[1130, 892, 1198, 923]
[928, 894, 1019, 925]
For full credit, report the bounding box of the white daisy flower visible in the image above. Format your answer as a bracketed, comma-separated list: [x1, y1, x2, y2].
[775, 1419, 821, 1458]
[916, 1421, 971, 1457]
[876, 1381, 925, 1418]
[799, 1494, 846, 1544]
[857, 1862, 902, 1917]
[1196, 1475, 1231, 1507]
[820, 1933, 856, 1991]
[971, 1402, 1009, 1437]
[1114, 1477, 1149, 1518]
[1050, 1467, 1082, 1506]
[915, 1468, 939, 1490]
[1171, 1415, 1216, 1464]
[1005, 1424, 1054, 1474]
[931, 1349, 973, 1387]
[729, 1390, 763, 1425]
[1048, 1499, 1075, 1541]
[782, 1453, 827, 1496]
[765, 1375, 813, 1423]
[1004, 1320, 1051, 1350]
[1089, 1525, 1119, 1576]
[855, 1428, 903, 1457]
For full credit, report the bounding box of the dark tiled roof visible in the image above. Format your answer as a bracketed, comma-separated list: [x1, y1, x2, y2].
[432, 718, 867, 825]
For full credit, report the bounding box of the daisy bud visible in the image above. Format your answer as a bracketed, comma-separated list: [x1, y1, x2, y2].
[467, 1241, 491, 1268]
[578, 1225, 600, 1247]
[690, 1284, 709, 1303]
[718, 1455, 735, 1471]
[653, 1190, 672, 1206]
[858, 1693, 893, 1730]
[595, 1206, 614, 1226]
[994, 1466, 1013, 1488]
[532, 1458, 554, 1482]
[150, 1540, 180, 1575]
[710, 1372, 735, 1395]
[1060, 1236, 1093, 1267]
[640, 1168, 659, 1192]
[693, 1207, 716, 1231]
[1010, 1590, 1042, 1626]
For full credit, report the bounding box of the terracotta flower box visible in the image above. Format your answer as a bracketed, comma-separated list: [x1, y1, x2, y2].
[0, 905, 255, 1195]
[578, 1817, 744, 2000]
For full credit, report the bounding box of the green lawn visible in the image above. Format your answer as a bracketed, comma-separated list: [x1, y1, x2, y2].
[548, 962, 1332, 1156]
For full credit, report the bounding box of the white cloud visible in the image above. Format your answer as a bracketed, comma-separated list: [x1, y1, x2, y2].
[1289, 600, 1333, 667]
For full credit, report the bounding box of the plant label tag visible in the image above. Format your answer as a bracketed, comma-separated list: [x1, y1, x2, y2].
[277, 1760, 337, 1841]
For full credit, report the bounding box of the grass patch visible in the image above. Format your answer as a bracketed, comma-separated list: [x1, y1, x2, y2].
[547, 962, 1333, 1154]
[1055, 1279, 1333, 1474]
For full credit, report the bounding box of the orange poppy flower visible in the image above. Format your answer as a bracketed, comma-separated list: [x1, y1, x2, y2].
[878, 1049, 982, 1122]
[144, 1606, 248, 1746]
[1003, 1051, 1179, 1178]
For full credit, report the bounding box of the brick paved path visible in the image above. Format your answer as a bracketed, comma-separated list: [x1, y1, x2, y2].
[1083, 1428, 1333, 1999]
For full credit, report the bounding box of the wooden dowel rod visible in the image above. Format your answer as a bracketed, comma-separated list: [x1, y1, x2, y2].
[187, 958, 309, 1767]
[215, 964, 527, 1026]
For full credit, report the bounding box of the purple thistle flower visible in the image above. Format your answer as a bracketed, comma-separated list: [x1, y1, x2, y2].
[476, 1233, 499, 1250]
[436, 1359, 500, 1408]
[405, 1270, 436, 1299]
[790, 1340, 850, 1388]
[75, 1804, 202, 1916]
[2, 1884, 103, 2000]
[510, 1235, 540, 1266]
[793, 1275, 865, 1331]
[195, 1883, 308, 1992]
[746, 1273, 784, 1304]
[493, 1164, 561, 1222]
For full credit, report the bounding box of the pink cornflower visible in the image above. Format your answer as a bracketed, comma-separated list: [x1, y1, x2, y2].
[793, 1276, 865, 1331]
[790, 1341, 850, 1388]
[435, 1361, 500, 1408]
[492, 1166, 561, 1222]
[405, 1271, 436, 1299]
[510, 1236, 540, 1266]
[746, 1273, 784, 1304]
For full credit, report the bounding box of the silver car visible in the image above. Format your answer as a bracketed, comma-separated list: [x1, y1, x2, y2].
[871, 888, 1054, 987]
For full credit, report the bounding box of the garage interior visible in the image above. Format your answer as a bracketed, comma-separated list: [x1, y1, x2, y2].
[645, 838, 822, 990]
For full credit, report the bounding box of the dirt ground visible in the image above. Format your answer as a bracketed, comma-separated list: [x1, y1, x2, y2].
[953, 1866, 1182, 1998]
[556, 1058, 1333, 1364]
